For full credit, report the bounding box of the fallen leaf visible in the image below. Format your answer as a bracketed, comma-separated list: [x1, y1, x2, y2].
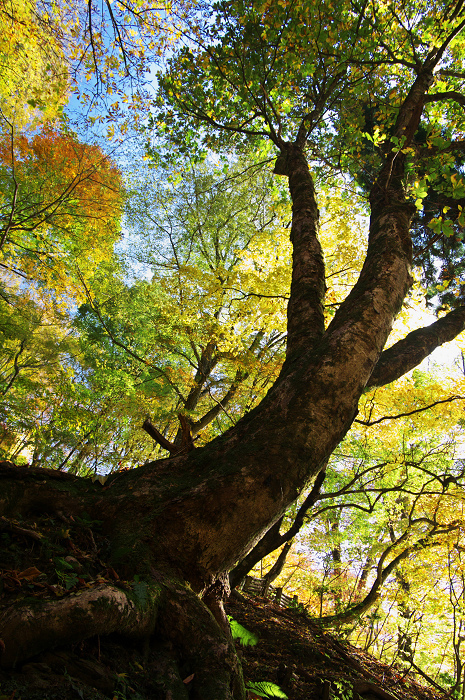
[17, 566, 42, 580]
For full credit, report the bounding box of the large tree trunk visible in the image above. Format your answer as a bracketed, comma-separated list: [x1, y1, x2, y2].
[2, 68, 465, 700]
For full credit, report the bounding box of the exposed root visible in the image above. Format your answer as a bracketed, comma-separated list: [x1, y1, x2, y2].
[159, 580, 245, 700]
[0, 583, 159, 668]
[0, 573, 246, 699]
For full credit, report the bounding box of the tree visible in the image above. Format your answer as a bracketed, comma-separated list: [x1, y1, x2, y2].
[3, 2, 465, 699]
[0, 0, 125, 473]
[0, 0, 123, 300]
[0, 0, 67, 129]
[0, 282, 149, 472]
[0, 124, 124, 470]
[0, 126, 122, 300]
[78, 156, 290, 454]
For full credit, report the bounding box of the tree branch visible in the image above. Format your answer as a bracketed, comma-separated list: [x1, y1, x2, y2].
[316, 526, 454, 625]
[142, 418, 178, 454]
[0, 114, 18, 251]
[276, 145, 326, 359]
[367, 306, 465, 389]
[424, 90, 465, 108]
[355, 395, 465, 426]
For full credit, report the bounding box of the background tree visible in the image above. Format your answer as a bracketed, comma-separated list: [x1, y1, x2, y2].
[0, 0, 67, 130]
[0, 126, 122, 300]
[0, 0, 124, 472]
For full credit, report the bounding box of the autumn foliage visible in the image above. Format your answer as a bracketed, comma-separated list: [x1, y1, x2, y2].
[0, 127, 122, 298]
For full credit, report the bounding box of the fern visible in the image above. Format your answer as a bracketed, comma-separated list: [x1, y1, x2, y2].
[227, 616, 259, 646]
[246, 681, 288, 698]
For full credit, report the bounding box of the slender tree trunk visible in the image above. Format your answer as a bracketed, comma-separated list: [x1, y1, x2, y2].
[262, 540, 294, 585]
[230, 469, 326, 588]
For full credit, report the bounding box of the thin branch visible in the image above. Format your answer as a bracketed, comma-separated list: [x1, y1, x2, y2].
[355, 395, 465, 426]
[0, 112, 18, 251]
[104, 0, 130, 76]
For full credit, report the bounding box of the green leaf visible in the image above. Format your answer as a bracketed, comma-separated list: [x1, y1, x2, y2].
[227, 616, 259, 646]
[131, 578, 149, 607]
[246, 681, 288, 698]
[54, 556, 74, 570]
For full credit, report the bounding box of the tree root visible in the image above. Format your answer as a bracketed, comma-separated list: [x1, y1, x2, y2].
[0, 515, 44, 542]
[0, 583, 159, 669]
[0, 577, 246, 700]
[158, 580, 245, 700]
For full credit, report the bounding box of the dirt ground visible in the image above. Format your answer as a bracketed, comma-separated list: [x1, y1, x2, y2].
[226, 593, 442, 700]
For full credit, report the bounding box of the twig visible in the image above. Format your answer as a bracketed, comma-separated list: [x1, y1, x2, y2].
[355, 395, 465, 426]
[0, 516, 43, 542]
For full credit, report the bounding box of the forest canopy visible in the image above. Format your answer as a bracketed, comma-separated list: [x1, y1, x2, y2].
[2, 0, 465, 698]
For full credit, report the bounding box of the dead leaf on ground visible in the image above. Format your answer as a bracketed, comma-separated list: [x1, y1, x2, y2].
[17, 566, 42, 580]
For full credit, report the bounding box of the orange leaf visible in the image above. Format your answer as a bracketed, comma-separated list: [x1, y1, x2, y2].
[17, 567, 42, 580]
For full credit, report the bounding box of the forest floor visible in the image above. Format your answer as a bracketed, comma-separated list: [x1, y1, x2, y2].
[0, 509, 445, 700]
[226, 593, 442, 700]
